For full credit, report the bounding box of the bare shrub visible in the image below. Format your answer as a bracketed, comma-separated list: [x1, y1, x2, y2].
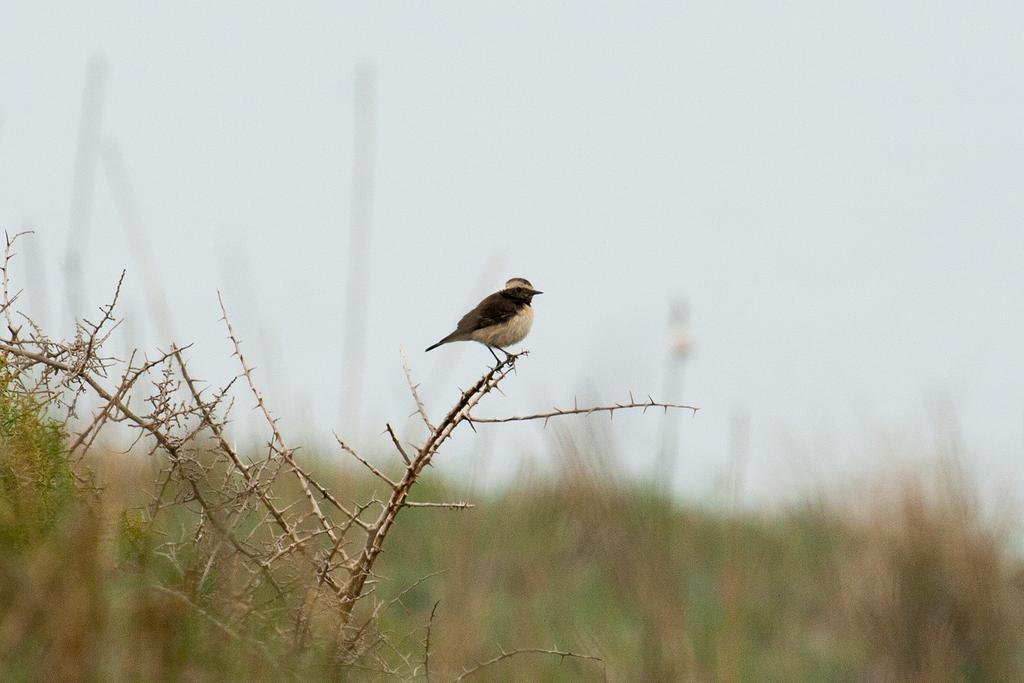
[0, 232, 692, 678]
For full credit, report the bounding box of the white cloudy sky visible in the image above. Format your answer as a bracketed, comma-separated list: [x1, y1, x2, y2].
[1, 2, 1022, 503]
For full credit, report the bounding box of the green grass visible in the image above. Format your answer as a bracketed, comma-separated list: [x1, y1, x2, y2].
[0, 366, 73, 550]
[373, 476, 863, 680]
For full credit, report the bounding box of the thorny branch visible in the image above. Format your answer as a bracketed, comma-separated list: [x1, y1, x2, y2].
[467, 393, 698, 427]
[0, 235, 692, 676]
[1, 230, 31, 331]
[452, 647, 605, 682]
[423, 600, 440, 683]
[335, 351, 524, 640]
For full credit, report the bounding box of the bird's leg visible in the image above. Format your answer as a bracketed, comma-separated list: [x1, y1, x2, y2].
[486, 345, 502, 364]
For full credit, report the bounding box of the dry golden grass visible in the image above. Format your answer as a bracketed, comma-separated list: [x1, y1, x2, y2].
[838, 467, 1023, 681]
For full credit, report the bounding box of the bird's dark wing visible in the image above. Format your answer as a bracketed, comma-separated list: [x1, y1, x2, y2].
[454, 292, 520, 333]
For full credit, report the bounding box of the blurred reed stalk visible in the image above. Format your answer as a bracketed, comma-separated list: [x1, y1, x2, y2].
[99, 137, 176, 342]
[63, 55, 107, 327]
[20, 221, 49, 330]
[655, 297, 692, 491]
[725, 408, 751, 506]
[341, 63, 377, 438]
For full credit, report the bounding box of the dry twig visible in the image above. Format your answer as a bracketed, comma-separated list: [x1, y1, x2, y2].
[468, 393, 697, 427]
[453, 646, 604, 682]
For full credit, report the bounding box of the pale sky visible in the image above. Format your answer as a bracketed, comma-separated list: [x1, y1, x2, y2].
[2, 2, 1023, 503]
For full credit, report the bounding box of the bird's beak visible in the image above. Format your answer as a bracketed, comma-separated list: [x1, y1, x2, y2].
[529, 289, 543, 295]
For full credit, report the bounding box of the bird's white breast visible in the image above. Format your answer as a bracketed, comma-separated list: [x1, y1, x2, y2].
[471, 305, 534, 348]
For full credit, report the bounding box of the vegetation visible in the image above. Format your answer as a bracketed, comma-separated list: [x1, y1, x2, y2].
[0, 241, 1019, 679]
[0, 391, 1020, 679]
[0, 365, 73, 549]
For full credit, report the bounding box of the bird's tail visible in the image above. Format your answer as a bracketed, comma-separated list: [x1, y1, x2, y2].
[425, 333, 455, 352]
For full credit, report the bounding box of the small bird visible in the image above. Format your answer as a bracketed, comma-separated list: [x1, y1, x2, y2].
[425, 277, 543, 361]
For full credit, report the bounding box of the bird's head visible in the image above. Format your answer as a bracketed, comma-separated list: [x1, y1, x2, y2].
[504, 277, 543, 302]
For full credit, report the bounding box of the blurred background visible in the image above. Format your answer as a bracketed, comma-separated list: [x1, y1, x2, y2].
[2, 2, 1024, 503]
[3, 3, 1024, 679]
